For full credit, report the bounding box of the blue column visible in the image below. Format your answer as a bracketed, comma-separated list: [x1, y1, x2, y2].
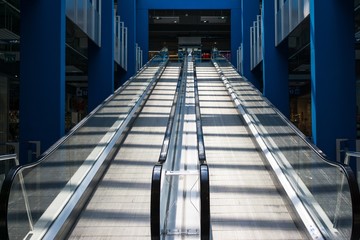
[261, 0, 289, 117]
[310, 1, 356, 161]
[88, 0, 114, 111]
[19, 1, 65, 164]
[231, 8, 241, 67]
[241, 0, 260, 88]
[136, 9, 149, 63]
[118, 0, 137, 84]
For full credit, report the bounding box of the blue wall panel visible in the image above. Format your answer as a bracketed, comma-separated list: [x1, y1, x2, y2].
[136, 9, 149, 63]
[310, 0, 356, 160]
[88, 0, 114, 111]
[231, 8, 241, 66]
[118, 0, 137, 83]
[20, 0, 66, 163]
[241, 0, 260, 87]
[262, 0, 289, 117]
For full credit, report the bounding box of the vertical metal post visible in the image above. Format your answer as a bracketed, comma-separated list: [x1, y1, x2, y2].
[336, 139, 348, 162]
[124, 27, 128, 71]
[97, 0, 102, 46]
[275, 0, 278, 45]
[256, 16, 260, 64]
[120, 21, 125, 68]
[250, 26, 253, 70]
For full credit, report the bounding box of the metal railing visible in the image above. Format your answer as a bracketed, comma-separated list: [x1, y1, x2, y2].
[236, 44, 243, 74]
[114, 14, 127, 70]
[250, 15, 262, 70]
[136, 43, 144, 72]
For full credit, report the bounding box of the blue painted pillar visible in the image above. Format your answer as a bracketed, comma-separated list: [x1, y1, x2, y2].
[118, 0, 137, 84]
[231, 7, 241, 66]
[136, 8, 149, 64]
[310, 1, 356, 161]
[19, 1, 65, 164]
[261, 0, 289, 117]
[88, 0, 114, 111]
[241, 0, 260, 88]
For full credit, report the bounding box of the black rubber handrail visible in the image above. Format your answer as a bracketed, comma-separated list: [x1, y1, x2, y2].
[193, 63, 206, 163]
[0, 56, 168, 239]
[213, 56, 360, 240]
[193, 62, 210, 239]
[200, 164, 210, 239]
[158, 62, 184, 163]
[150, 164, 162, 239]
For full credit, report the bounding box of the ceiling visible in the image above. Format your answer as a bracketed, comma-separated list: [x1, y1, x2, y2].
[149, 10, 231, 52]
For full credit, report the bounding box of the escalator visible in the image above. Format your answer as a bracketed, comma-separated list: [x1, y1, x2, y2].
[209, 57, 360, 239]
[0, 52, 359, 240]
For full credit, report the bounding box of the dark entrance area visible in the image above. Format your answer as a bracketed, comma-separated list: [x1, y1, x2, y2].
[148, 9, 230, 56]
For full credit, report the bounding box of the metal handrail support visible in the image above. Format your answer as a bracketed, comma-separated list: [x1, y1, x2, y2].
[344, 151, 360, 165]
[0, 154, 16, 162]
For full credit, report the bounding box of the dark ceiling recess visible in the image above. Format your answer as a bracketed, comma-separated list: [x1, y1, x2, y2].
[149, 9, 230, 52]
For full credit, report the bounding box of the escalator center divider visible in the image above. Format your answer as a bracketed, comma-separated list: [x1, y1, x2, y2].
[151, 59, 186, 239]
[150, 56, 211, 240]
[193, 62, 211, 240]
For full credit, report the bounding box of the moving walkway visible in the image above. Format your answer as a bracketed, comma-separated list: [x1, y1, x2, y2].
[0, 52, 359, 239]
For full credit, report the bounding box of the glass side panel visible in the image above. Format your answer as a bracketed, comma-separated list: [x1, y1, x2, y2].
[6, 57, 166, 239]
[276, 11, 281, 45]
[276, 0, 310, 45]
[302, 0, 310, 19]
[214, 57, 354, 239]
[290, 0, 299, 31]
[66, 0, 101, 46]
[65, 0, 76, 22]
[8, 174, 31, 240]
[87, 3, 95, 40]
[282, 0, 290, 39]
[76, 0, 86, 31]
